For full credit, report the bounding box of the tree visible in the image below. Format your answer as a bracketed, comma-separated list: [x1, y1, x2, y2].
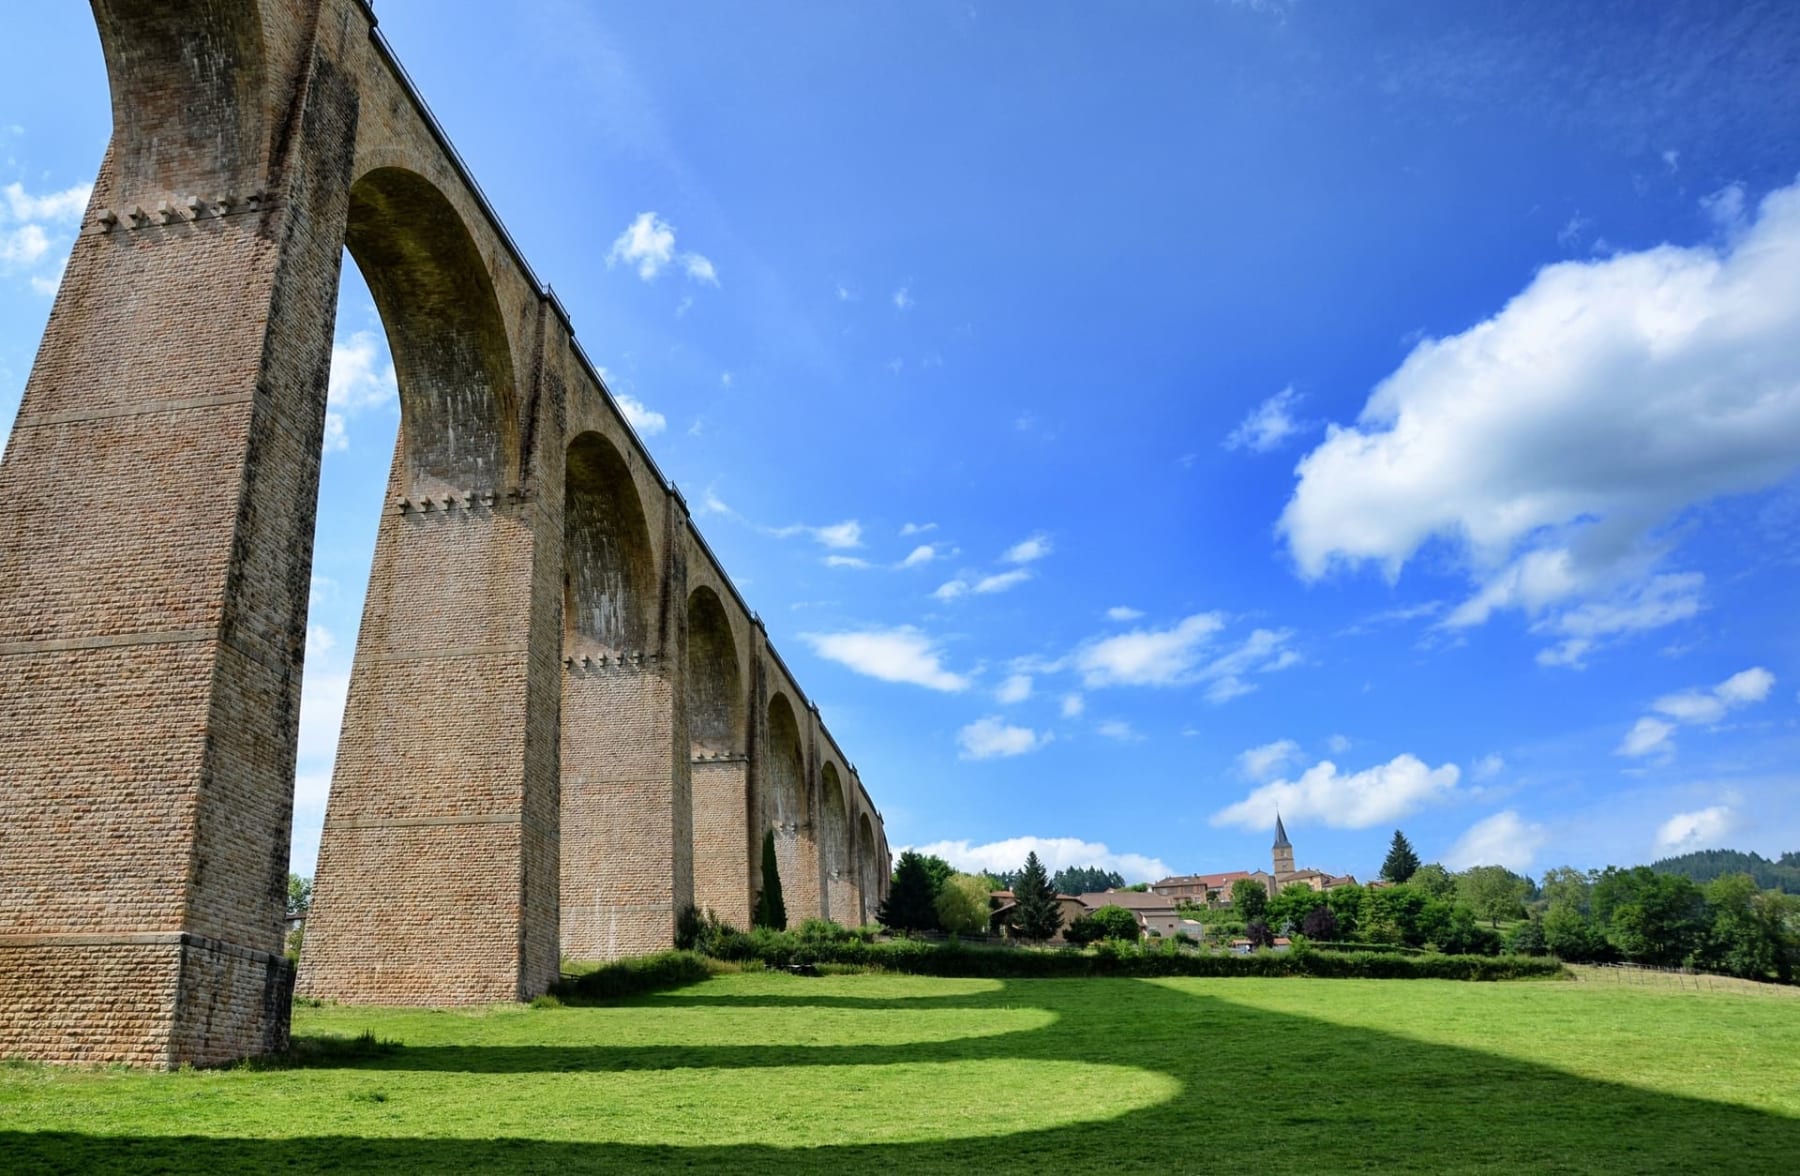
[287, 873, 312, 918]
[878, 850, 940, 934]
[754, 830, 788, 930]
[1230, 877, 1269, 922]
[1409, 863, 1458, 902]
[934, 872, 992, 936]
[1459, 865, 1532, 927]
[1592, 866, 1705, 966]
[1244, 919, 1275, 949]
[1009, 852, 1064, 943]
[1300, 904, 1338, 941]
[918, 854, 956, 898]
[1049, 865, 1126, 895]
[1267, 882, 1328, 932]
[1542, 902, 1608, 962]
[1087, 905, 1141, 941]
[1381, 830, 1421, 883]
[1324, 884, 1366, 939]
[1506, 916, 1548, 956]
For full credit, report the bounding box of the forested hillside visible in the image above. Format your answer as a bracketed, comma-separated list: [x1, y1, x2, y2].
[1651, 850, 1800, 894]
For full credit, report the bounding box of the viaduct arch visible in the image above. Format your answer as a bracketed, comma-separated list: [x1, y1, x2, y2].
[0, 0, 887, 1068]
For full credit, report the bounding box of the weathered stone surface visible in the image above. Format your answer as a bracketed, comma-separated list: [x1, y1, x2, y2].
[0, 0, 887, 1068]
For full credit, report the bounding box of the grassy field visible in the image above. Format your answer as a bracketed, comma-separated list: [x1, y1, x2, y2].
[3, 970, 1797, 1173]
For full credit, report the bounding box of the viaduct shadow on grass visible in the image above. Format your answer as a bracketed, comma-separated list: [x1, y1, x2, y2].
[4, 978, 1797, 1174]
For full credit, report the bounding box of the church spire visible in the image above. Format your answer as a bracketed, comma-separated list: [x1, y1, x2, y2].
[1272, 812, 1295, 876]
[1273, 812, 1290, 849]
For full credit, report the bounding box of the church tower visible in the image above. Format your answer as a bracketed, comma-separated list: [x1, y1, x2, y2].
[1272, 814, 1294, 876]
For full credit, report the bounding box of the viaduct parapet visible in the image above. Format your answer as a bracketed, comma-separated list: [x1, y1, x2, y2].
[0, 0, 890, 1068]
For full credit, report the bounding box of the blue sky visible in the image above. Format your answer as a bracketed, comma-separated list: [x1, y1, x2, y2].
[4, 1, 1798, 886]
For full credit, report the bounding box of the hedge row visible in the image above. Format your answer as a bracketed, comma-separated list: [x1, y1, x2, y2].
[549, 950, 714, 1004]
[704, 931, 1565, 982]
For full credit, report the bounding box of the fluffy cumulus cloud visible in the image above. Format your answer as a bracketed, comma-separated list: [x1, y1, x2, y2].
[1238, 739, 1303, 781]
[607, 211, 718, 285]
[901, 544, 938, 568]
[1, 180, 91, 294]
[957, 716, 1051, 760]
[615, 392, 667, 436]
[1060, 693, 1085, 718]
[1106, 606, 1145, 621]
[1618, 666, 1776, 757]
[803, 626, 969, 692]
[1211, 754, 1461, 831]
[910, 836, 1170, 883]
[1096, 719, 1143, 742]
[1075, 613, 1297, 703]
[324, 329, 398, 453]
[1616, 716, 1675, 759]
[1444, 810, 1548, 872]
[1224, 385, 1304, 453]
[996, 673, 1033, 704]
[1656, 805, 1738, 853]
[1281, 179, 1800, 662]
[1003, 534, 1054, 564]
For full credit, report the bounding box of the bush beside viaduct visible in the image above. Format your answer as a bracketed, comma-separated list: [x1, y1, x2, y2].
[0, 0, 890, 1068]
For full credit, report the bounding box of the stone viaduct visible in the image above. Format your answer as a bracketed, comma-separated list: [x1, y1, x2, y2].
[0, 0, 889, 1068]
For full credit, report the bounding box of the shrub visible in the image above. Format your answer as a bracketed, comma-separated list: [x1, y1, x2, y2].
[549, 950, 714, 1004]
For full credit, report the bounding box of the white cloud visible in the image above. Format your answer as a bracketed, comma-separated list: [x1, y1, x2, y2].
[296, 668, 351, 770]
[616, 392, 667, 436]
[901, 544, 937, 568]
[1211, 754, 1461, 831]
[1060, 693, 1085, 718]
[720, 371, 733, 387]
[328, 330, 397, 412]
[1470, 754, 1506, 782]
[321, 329, 397, 450]
[1624, 666, 1777, 756]
[974, 569, 1032, 594]
[803, 626, 969, 692]
[996, 674, 1033, 704]
[824, 555, 871, 569]
[772, 519, 864, 549]
[1003, 534, 1053, 564]
[1106, 606, 1145, 621]
[909, 836, 1169, 884]
[892, 285, 914, 311]
[932, 578, 970, 601]
[1616, 716, 1675, 758]
[957, 716, 1051, 760]
[607, 211, 677, 280]
[811, 520, 863, 550]
[1528, 573, 1705, 667]
[1715, 667, 1776, 706]
[1, 181, 90, 294]
[0, 223, 49, 266]
[1281, 178, 1800, 659]
[305, 624, 336, 659]
[322, 412, 348, 453]
[682, 252, 719, 286]
[1077, 613, 1226, 687]
[1326, 734, 1352, 754]
[1224, 385, 1303, 453]
[900, 522, 938, 536]
[1096, 719, 1144, 743]
[1655, 805, 1737, 853]
[4, 181, 90, 221]
[1238, 739, 1302, 781]
[1444, 811, 1548, 872]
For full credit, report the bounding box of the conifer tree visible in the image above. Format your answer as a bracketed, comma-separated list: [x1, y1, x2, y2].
[1381, 829, 1422, 883]
[878, 850, 940, 933]
[754, 829, 788, 930]
[1010, 851, 1064, 943]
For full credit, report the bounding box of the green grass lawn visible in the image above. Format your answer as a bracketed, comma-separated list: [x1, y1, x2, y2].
[4, 971, 1797, 1173]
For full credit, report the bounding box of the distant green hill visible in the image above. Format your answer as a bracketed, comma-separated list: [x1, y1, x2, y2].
[1650, 848, 1800, 893]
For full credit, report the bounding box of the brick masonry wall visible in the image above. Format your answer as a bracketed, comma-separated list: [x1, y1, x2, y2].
[0, 0, 888, 1061]
[691, 758, 753, 926]
[0, 1, 355, 1066]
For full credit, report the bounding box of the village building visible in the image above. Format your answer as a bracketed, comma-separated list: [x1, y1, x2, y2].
[1151, 816, 1357, 906]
